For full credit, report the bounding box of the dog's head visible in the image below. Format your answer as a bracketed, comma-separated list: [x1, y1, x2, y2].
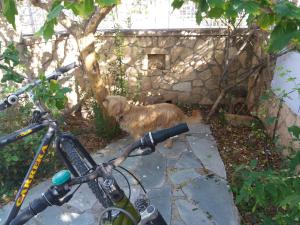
[103, 95, 131, 118]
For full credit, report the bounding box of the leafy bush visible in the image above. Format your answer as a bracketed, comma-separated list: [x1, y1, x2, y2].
[93, 102, 122, 140]
[0, 104, 62, 204]
[232, 127, 300, 225]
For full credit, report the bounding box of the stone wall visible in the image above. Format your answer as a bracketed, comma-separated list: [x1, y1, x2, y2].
[96, 29, 259, 104]
[19, 29, 260, 105]
[257, 95, 300, 153]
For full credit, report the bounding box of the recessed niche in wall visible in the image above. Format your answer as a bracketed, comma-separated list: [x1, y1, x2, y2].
[148, 54, 166, 70]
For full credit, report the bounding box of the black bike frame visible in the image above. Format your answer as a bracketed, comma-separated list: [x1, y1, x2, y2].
[0, 122, 55, 225]
[1, 121, 100, 225]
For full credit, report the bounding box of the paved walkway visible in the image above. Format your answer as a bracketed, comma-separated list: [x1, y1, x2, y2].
[0, 123, 240, 225]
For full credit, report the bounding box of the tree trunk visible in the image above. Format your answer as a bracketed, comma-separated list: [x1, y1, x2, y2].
[78, 33, 107, 107]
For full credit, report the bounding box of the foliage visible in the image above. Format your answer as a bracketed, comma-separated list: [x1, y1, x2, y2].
[0, 44, 69, 203]
[2, 0, 119, 40]
[0, 42, 24, 83]
[33, 74, 71, 116]
[92, 102, 121, 140]
[172, 0, 300, 52]
[232, 74, 300, 224]
[0, 104, 62, 204]
[232, 149, 300, 225]
[109, 26, 128, 96]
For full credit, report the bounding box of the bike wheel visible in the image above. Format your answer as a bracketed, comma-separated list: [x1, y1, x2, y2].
[60, 139, 112, 208]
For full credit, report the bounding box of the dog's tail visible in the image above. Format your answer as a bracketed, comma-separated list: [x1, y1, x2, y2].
[184, 110, 203, 124]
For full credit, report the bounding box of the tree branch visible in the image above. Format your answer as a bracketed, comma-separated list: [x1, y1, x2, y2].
[30, 0, 81, 36]
[84, 6, 114, 34]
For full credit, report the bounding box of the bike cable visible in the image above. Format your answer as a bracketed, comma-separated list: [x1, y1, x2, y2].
[113, 168, 131, 201]
[118, 166, 147, 194]
[98, 207, 138, 225]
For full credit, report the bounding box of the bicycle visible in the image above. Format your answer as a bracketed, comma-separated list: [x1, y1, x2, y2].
[0, 64, 189, 225]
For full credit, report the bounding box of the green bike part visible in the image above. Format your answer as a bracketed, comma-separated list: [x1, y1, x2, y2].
[52, 170, 71, 186]
[113, 195, 141, 225]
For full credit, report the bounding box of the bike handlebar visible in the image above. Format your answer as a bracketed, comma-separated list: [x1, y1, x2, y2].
[150, 123, 189, 145]
[9, 123, 189, 225]
[0, 62, 78, 112]
[9, 197, 49, 225]
[112, 123, 189, 167]
[9, 185, 70, 225]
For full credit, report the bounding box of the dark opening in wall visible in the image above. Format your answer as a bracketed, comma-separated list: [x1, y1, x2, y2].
[148, 54, 166, 70]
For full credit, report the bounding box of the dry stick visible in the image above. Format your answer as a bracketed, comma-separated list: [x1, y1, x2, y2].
[272, 98, 283, 142]
[207, 30, 256, 120]
[207, 62, 264, 121]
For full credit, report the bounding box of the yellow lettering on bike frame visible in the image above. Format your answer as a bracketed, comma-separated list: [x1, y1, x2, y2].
[16, 145, 49, 207]
[16, 129, 32, 138]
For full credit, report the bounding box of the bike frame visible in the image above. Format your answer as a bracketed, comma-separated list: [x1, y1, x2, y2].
[0, 122, 55, 225]
[1, 118, 101, 225]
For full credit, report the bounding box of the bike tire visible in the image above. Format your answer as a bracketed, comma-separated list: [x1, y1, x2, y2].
[60, 139, 112, 208]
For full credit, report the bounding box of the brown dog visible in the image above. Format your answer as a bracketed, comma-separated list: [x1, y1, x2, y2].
[103, 95, 201, 148]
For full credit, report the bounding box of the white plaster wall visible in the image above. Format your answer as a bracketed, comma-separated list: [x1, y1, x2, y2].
[271, 51, 300, 116]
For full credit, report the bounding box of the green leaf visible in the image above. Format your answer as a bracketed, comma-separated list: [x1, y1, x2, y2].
[84, 0, 95, 16]
[256, 14, 276, 30]
[208, 7, 224, 18]
[269, 23, 298, 52]
[265, 117, 277, 126]
[288, 125, 300, 139]
[242, 1, 260, 16]
[172, 0, 185, 9]
[207, 0, 223, 8]
[3, 0, 18, 29]
[275, 2, 299, 18]
[96, 0, 118, 7]
[47, 4, 64, 21]
[280, 194, 300, 207]
[196, 8, 203, 24]
[2, 43, 19, 66]
[199, 0, 209, 12]
[1, 71, 24, 83]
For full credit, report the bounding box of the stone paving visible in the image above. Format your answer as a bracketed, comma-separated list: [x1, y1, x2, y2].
[0, 123, 240, 225]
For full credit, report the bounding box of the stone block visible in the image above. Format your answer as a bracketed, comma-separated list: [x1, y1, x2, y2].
[180, 48, 194, 61]
[228, 47, 238, 58]
[182, 37, 197, 48]
[205, 78, 218, 90]
[159, 82, 172, 90]
[181, 177, 240, 225]
[175, 199, 216, 225]
[138, 37, 153, 47]
[171, 47, 185, 63]
[158, 37, 177, 48]
[194, 39, 206, 51]
[198, 69, 211, 81]
[181, 67, 197, 81]
[193, 79, 204, 87]
[178, 92, 192, 102]
[201, 97, 214, 105]
[239, 51, 248, 68]
[172, 82, 192, 92]
[187, 136, 226, 178]
[211, 65, 222, 77]
[215, 50, 224, 65]
[141, 76, 152, 90]
[194, 59, 208, 72]
[162, 91, 178, 102]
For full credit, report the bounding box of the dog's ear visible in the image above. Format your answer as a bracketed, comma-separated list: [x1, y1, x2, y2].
[112, 102, 124, 116]
[102, 98, 108, 109]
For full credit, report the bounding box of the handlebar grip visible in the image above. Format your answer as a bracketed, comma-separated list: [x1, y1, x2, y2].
[151, 123, 189, 145]
[56, 62, 77, 73]
[10, 196, 50, 225]
[0, 101, 11, 112]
